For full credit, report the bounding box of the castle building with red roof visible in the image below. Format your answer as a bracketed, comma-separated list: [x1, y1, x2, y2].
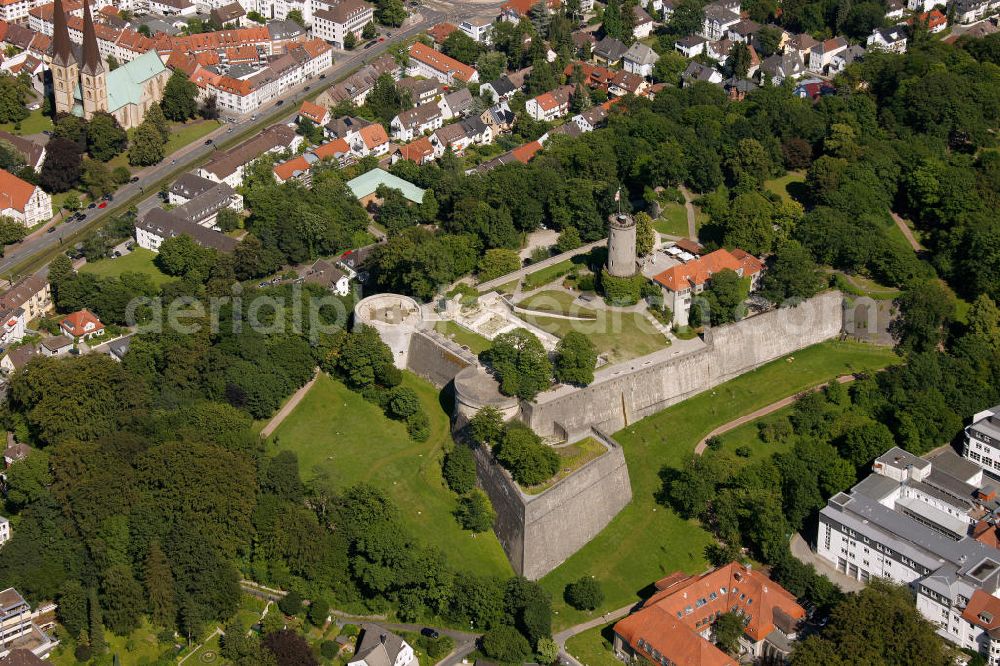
[651, 247, 764, 326]
[613, 563, 806, 665]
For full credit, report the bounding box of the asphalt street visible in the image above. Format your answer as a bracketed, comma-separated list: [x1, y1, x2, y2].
[0, 0, 504, 280]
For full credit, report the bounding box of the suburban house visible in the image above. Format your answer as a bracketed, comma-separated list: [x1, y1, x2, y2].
[675, 34, 708, 58]
[311, 0, 374, 49]
[829, 44, 865, 73]
[609, 70, 647, 97]
[952, 0, 1000, 23]
[396, 76, 443, 105]
[963, 405, 1000, 478]
[439, 87, 474, 119]
[908, 9, 948, 33]
[0, 588, 56, 660]
[702, 0, 742, 40]
[0, 307, 25, 348]
[652, 247, 763, 326]
[391, 136, 441, 165]
[348, 624, 418, 666]
[0, 169, 51, 227]
[682, 61, 724, 86]
[480, 101, 515, 133]
[390, 102, 445, 141]
[727, 18, 761, 43]
[199, 124, 302, 187]
[210, 2, 247, 27]
[298, 99, 331, 127]
[499, 0, 559, 23]
[867, 25, 907, 52]
[758, 51, 806, 84]
[815, 445, 1000, 659]
[623, 42, 660, 77]
[613, 563, 806, 666]
[0, 346, 37, 374]
[60, 309, 104, 341]
[632, 5, 654, 39]
[302, 259, 351, 296]
[593, 36, 627, 66]
[272, 138, 353, 184]
[479, 75, 517, 103]
[573, 104, 609, 133]
[433, 117, 493, 155]
[426, 22, 457, 45]
[0, 515, 9, 547]
[0, 276, 51, 322]
[808, 36, 848, 73]
[525, 84, 573, 121]
[352, 123, 391, 157]
[0, 132, 45, 171]
[407, 41, 478, 84]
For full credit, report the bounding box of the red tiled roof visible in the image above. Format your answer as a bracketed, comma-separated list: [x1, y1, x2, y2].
[60, 309, 103, 337]
[0, 169, 37, 213]
[502, 0, 559, 15]
[615, 563, 805, 666]
[963, 590, 1000, 632]
[408, 41, 476, 82]
[653, 248, 761, 292]
[511, 141, 542, 164]
[359, 123, 388, 149]
[398, 136, 435, 162]
[273, 154, 310, 182]
[312, 137, 350, 160]
[298, 100, 328, 124]
[427, 22, 457, 44]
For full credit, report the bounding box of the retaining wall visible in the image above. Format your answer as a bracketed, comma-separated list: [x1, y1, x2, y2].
[522, 291, 845, 439]
[473, 430, 632, 580]
[405, 329, 477, 388]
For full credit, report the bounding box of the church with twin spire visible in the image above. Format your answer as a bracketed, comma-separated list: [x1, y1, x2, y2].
[50, 0, 170, 130]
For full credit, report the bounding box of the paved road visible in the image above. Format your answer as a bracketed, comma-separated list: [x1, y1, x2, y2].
[692, 374, 857, 455]
[0, 0, 513, 279]
[476, 239, 607, 293]
[554, 604, 637, 666]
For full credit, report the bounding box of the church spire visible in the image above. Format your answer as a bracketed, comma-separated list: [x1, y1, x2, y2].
[51, 0, 74, 68]
[80, 1, 103, 76]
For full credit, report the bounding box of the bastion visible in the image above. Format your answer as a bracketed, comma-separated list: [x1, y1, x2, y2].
[353, 293, 422, 369]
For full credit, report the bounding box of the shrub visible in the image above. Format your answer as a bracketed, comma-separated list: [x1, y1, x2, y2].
[419, 634, 455, 659]
[277, 590, 303, 616]
[387, 386, 421, 419]
[600, 269, 642, 306]
[576, 273, 596, 292]
[321, 640, 339, 658]
[443, 444, 477, 494]
[565, 576, 604, 610]
[735, 446, 752, 458]
[406, 411, 430, 442]
[341, 624, 359, 637]
[74, 644, 92, 662]
[494, 425, 560, 487]
[481, 625, 531, 663]
[308, 598, 329, 626]
[706, 436, 723, 451]
[455, 489, 496, 532]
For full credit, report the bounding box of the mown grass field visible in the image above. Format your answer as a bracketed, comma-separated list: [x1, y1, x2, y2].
[524, 309, 668, 364]
[434, 319, 491, 354]
[764, 170, 807, 204]
[540, 340, 901, 630]
[564, 622, 621, 666]
[80, 248, 173, 286]
[518, 290, 595, 317]
[270, 372, 512, 577]
[0, 109, 53, 135]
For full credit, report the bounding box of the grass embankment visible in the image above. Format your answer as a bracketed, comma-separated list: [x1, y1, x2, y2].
[524, 309, 668, 364]
[523, 437, 606, 495]
[539, 340, 901, 631]
[270, 372, 512, 577]
[433, 320, 492, 354]
[517, 290, 596, 317]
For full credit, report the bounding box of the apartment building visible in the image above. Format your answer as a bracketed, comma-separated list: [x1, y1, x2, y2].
[0, 588, 55, 659]
[964, 406, 1000, 478]
[407, 41, 477, 84]
[311, 0, 372, 48]
[816, 446, 1000, 663]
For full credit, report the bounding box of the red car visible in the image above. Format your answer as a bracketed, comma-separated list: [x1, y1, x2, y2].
[98, 201, 107, 209]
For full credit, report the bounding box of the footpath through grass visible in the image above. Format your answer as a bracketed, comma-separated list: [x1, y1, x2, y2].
[270, 372, 512, 578]
[565, 622, 621, 666]
[540, 340, 900, 630]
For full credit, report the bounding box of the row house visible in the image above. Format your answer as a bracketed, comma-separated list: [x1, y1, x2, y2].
[396, 75, 442, 105]
[524, 84, 573, 121]
[298, 99, 330, 126]
[27, 0, 97, 35]
[272, 138, 353, 185]
[829, 44, 865, 73]
[439, 87, 473, 119]
[311, 0, 373, 49]
[135, 209, 238, 253]
[390, 101, 444, 141]
[0, 275, 51, 322]
[675, 34, 707, 58]
[407, 41, 477, 84]
[321, 115, 389, 157]
[314, 53, 397, 106]
[572, 104, 609, 133]
[608, 69, 647, 96]
[479, 74, 518, 103]
[726, 18, 761, 43]
[199, 123, 302, 187]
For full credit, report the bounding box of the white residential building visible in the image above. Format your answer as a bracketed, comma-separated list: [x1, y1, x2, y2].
[0, 169, 51, 227]
[458, 17, 492, 43]
[348, 624, 418, 666]
[0, 516, 9, 547]
[524, 84, 573, 121]
[867, 25, 908, 53]
[311, 0, 373, 49]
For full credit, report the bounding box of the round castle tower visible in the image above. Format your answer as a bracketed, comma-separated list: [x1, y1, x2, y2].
[606, 212, 638, 278]
[353, 293, 422, 369]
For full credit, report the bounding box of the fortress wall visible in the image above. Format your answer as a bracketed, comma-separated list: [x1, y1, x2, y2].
[473, 444, 527, 575]
[523, 292, 845, 439]
[405, 329, 477, 388]
[521, 433, 632, 580]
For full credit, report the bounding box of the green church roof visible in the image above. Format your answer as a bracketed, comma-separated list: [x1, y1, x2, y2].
[106, 51, 167, 113]
[347, 168, 426, 204]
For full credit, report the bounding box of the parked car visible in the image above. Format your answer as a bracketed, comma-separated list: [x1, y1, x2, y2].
[275, 100, 284, 106]
[204, 139, 213, 145]
[87, 203, 96, 209]
[420, 628, 439, 639]
[129, 176, 139, 183]
[319, 74, 326, 79]
[227, 127, 234, 133]
[98, 201, 107, 209]
[46, 226, 56, 233]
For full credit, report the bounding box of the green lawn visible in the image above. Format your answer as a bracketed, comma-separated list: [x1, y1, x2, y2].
[434, 319, 491, 354]
[49, 618, 179, 665]
[80, 248, 173, 286]
[540, 340, 901, 630]
[712, 405, 796, 465]
[654, 202, 689, 238]
[164, 119, 222, 155]
[0, 109, 53, 135]
[833, 272, 902, 300]
[270, 372, 512, 578]
[524, 437, 606, 495]
[564, 622, 620, 666]
[518, 290, 596, 317]
[764, 170, 807, 204]
[522, 259, 577, 291]
[524, 309, 668, 364]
